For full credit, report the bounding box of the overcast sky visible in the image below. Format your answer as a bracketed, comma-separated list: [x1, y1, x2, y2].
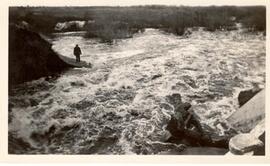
[10, 0, 267, 6]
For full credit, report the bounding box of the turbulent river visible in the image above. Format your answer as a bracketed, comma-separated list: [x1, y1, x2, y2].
[8, 28, 265, 154]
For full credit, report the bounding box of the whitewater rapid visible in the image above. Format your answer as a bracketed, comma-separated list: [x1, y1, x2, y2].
[9, 28, 265, 154]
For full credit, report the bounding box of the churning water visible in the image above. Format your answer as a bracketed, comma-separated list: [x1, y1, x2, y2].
[9, 28, 265, 154]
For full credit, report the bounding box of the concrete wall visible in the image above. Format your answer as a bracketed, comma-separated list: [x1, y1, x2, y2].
[226, 89, 265, 133]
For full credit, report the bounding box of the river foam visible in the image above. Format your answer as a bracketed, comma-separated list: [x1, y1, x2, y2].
[9, 28, 265, 154]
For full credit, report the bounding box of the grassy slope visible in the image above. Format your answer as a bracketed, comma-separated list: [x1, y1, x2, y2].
[9, 6, 266, 42]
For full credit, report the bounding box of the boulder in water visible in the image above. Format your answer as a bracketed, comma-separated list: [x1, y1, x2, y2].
[165, 93, 230, 148]
[70, 80, 86, 87]
[166, 93, 203, 144]
[151, 74, 162, 80]
[165, 93, 188, 132]
[228, 119, 265, 155]
[229, 133, 264, 155]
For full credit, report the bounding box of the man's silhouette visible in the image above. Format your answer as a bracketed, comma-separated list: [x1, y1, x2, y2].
[73, 44, 82, 62]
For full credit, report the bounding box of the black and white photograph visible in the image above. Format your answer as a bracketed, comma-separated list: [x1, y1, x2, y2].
[3, 0, 268, 160]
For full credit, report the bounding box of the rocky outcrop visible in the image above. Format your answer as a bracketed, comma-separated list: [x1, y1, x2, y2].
[165, 93, 229, 148]
[228, 119, 265, 155]
[9, 24, 73, 86]
[229, 133, 263, 155]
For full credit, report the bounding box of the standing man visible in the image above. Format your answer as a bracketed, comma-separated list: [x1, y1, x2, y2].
[73, 44, 82, 62]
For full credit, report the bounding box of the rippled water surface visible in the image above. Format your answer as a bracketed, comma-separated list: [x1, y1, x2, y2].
[9, 29, 265, 154]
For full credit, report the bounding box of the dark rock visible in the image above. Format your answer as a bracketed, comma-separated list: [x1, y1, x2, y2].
[165, 93, 230, 149]
[130, 111, 139, 116]
[258, 132, 265, 143]
[166, 93, 196, 143]
[166, 117, 185, 139]
[9, 24, 73, 86]
[151, 74, 162, 80]
[166, 93, 182, 106]
[254, 132, 265, 155]
[70, 80, 86, 87]
[238, 88, 261, 107]
[183, 102, 192, 111]
[251, 120, 265, 155]
[165, 93, 188, 133]
[29, 98, 39, 107]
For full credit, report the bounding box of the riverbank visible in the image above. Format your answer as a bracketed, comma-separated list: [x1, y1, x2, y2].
[10, 6, 266, 42]
[9, 24, 73, 86]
